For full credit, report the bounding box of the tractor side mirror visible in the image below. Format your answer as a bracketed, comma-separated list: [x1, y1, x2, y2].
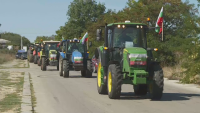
[96, 29, 102, 41]
[89, 41, 92, 47]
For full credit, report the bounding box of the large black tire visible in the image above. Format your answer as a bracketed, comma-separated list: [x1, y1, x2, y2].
[57, 60, 59, 71]
[34, 55, 37, 64]
[59, 59, 63, 76]
[134, 85, 147, 95]
[63, 60, 69, 78]
[41, 57, 46, 71]
[38, 58, 41, 66]
[81, 70, 86, 77]
[29, 54, 34, 63]
[86, 60, 93, 78]
[149, 65, 164, 100]
[107, 64, 122, 99]
[97, 59, 107, 94]
[93, 64, 97, 73]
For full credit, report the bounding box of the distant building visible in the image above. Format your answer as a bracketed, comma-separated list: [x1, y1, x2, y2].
[0, 39, 11, 49]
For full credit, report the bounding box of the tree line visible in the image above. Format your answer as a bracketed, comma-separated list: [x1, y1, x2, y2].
[52, 0, 200, 84]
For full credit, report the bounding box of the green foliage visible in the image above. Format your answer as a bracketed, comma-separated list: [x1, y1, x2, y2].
[55, 0, 106, 40]
[0, 32, 31, 47]
[55, 0, 200, 84]
[34, 35, 55, 43]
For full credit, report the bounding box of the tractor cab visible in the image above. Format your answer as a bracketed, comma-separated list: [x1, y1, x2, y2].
[40, 40, 60, 71]
[61, 38, 87, 58]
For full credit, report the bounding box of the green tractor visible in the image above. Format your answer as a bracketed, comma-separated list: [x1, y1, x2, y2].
[95, 20, 164, 100]
[40, 40, 60, 71]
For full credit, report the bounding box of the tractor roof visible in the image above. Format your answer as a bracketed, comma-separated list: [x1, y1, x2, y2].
[43, 41, 60, 43]
[107, 20, 147, 27]
[62, 38, 80, 42]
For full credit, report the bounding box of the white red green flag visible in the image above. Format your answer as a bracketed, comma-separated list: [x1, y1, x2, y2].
[155, 7, 163, 34]
[80, 32, 88, 44]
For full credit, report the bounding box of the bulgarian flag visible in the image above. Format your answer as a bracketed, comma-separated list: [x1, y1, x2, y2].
[80, 32, 88, 44]
[155, 7, 163, 34]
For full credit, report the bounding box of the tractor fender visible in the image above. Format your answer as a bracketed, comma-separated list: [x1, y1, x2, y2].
[60, 52, 65, 59]
[33, 50, 36, 56]
[95, 47, 103, 62]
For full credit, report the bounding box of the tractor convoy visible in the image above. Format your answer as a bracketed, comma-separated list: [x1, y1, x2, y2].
[27, 19, 164, 100]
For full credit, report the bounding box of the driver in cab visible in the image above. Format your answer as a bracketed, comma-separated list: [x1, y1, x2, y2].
[70, 43, 79, 51]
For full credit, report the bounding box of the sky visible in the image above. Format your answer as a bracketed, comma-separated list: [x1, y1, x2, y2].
[0, 0, 199, 42]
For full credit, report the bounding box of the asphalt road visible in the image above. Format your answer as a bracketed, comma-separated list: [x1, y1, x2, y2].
[27, 63, 200, 113]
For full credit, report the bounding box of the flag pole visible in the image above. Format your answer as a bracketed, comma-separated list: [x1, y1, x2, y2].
[162, 22, 163, 41]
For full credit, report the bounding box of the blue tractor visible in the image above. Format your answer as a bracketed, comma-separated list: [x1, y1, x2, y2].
[59, 38, 93, 78]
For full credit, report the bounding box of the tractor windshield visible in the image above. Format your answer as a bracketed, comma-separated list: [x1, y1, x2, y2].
[113, 26, 146, 48]
[45, 43, 59, 51]
[67, 42, 85, 53]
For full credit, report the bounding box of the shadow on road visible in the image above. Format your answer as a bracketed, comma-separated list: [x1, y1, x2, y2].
[47, 69, 58, 71]
[160, 93, 200, 101]
[120, 92, 147, 100]
[61, 75, 96, 78]
[119, 92, 200, 101]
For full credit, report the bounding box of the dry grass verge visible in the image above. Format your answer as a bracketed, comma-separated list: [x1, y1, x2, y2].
[0, 71, 24, 113]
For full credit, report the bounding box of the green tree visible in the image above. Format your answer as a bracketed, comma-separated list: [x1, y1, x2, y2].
[60, 0, 106, 38]
[0, 32, 31, 47]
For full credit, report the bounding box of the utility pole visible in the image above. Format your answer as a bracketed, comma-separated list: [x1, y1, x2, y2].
[0, 24, 1, 38]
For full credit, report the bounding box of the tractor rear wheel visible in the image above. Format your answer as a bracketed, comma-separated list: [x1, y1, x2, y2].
[63, 60, 69, 78]
[34, 55, 37, 64]
[107, 64, 122, 99]
[149, 65, 164, 100]
[134, 85, 147, 95]
[59, 59, 63, 76]
[97, 60, 107, 94]
[41, 57, 46, 71]
[86, 60, 93, 78]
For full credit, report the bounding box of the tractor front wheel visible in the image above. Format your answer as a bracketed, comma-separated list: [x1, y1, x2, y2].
[97, 60, 107, 94]
[86, 60, 93, 78]
[38, 58, 41, 66]
[34, 55, 37, 64]
[57, 61, 59, 71]
[81, 70, 86, 77]
[107, 64, 122, 99]
[29, 54, 34, 63]
[63, 60, 69, 78]
[149, 65, 164, 100]
[41, 57, 46, 71]
[59, 59, 63, 76]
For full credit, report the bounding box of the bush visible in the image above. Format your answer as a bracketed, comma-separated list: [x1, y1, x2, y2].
[0, 49, 16, 64]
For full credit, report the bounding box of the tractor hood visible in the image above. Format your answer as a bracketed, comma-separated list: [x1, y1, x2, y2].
[124, 47, 147, 67]
[72, 50, 83, 64]
[124, 47, 147, 54]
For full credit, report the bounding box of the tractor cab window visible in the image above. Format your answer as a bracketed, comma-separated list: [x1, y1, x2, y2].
[108, 29, 112, 48]
[113, 26, 146, 48]
[67, 42, 85, 53]
[45, 43, 58, 51]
